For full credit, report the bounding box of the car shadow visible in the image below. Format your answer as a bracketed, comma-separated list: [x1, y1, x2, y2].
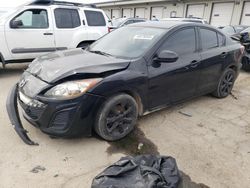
[179, 171, 210, 188]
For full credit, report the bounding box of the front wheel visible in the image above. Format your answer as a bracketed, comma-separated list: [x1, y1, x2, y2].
[212, 68, 236, 98]
[94, 94, 138, 141]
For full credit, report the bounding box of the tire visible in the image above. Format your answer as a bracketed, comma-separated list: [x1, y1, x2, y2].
[212, 68, 236, 98]
[94, 94, 138, 141]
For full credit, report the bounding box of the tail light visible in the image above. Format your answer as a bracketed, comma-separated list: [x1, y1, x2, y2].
[108, 27, 111, 33]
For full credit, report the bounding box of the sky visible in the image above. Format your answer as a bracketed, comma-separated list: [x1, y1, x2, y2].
[0, 0, 109, 8]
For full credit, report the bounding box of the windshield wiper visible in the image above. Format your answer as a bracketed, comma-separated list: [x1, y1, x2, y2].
[89, 50, 112, 57]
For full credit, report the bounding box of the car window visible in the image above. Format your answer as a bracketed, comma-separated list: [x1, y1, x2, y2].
[221, 26, 235, 35]
[12, 9, 48, 28]
[84, 10, 106, 26]
[218, 33, 225, 46]
[200, 28, 218, 50]
[134, 19, 145, 23]
[241, 27, 250, 33]
[160, 28, 196, 55]
[234, 26, 248, 33]
[122, 20, 134, 26]
[54, 8, 80, 29]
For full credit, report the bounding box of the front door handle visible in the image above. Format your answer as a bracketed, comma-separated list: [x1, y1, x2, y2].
[220, 52, 228, 58]
[43, 32, 53, 36]
[190, 60, 199, 68]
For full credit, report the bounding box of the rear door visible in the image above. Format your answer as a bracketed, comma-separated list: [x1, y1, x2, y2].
[53, 7, 82, 49]
[5, 7, 55, 60]
[197, 27, 227, 93]
[148, 27, 201, 109]
[84, 9, 108, 37]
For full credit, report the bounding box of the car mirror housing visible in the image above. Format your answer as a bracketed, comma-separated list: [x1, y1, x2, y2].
[154, 50, 179, 63]
[10, 20, 23, 28]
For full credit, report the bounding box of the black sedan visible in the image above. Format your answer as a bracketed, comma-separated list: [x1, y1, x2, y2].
[7, 22, 244, 145]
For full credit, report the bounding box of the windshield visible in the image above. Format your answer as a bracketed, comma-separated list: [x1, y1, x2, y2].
[88, 27, 166, 59]
[234, 26, 248, 33]
[112, 18, 126, 27]
[222, 26, 235, 35]
[241, 27, 250, 33]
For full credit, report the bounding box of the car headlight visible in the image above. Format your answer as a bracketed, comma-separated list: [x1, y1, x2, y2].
[44, 78, 102, 99]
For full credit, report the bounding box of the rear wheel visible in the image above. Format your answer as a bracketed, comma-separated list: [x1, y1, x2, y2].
[94, 94, 138, 141]
[212, 68, 236, 98]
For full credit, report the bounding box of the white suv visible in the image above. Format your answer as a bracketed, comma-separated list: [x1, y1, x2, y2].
[0, 0, 110, 67]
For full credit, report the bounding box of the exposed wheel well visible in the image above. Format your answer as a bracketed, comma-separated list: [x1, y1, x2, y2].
[228, 65, 237, 72]
[121, 91, 144, 116]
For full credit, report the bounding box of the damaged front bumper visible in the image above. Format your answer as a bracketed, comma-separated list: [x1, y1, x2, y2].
[6, 84, 38, 145]
[6, 83, 106, 145]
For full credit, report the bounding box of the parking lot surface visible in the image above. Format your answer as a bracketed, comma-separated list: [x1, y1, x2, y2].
[0, 64, 250, 188]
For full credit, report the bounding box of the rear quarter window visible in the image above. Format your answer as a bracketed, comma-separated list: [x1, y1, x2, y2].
[218, 33, 225, 46]
[200, 28, 218, 50]
[84, 10, 106, 26]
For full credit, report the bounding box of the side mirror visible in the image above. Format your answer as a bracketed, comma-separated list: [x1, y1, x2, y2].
[10, 20, 23, 28]
[154, 50, 178, 63]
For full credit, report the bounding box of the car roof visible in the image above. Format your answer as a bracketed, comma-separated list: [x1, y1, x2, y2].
[161, 17, 204, 21]
[128, 21, 206, 29]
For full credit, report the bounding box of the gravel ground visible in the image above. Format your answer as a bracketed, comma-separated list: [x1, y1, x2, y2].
[0, 64, 250, 188]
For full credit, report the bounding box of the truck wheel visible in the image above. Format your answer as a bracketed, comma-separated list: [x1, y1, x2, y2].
[212, 68, 236, 98]
[94, 94, 138, 141]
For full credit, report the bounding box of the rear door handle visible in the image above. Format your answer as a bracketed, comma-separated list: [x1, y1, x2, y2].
[220, 52, 228, 58]
[190, 60, 199, 68]
[43, 32, 53, 36]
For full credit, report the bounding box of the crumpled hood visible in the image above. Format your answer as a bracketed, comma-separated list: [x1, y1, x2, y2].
[26, 48, 130, 83]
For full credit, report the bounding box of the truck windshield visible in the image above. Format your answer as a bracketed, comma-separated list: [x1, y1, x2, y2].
[88, 26, 166, 59]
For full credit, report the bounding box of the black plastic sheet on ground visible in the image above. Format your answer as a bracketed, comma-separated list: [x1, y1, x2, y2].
[92, 155, 181, 188]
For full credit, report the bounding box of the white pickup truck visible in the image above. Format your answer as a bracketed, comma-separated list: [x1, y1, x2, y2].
[0, 0, 110, 68]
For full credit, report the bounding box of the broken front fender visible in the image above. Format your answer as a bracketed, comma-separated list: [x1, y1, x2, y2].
[6, 83, 38, 145]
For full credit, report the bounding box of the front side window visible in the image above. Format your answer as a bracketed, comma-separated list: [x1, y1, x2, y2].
[11, 9, 48, 28]
[200, 28, 218, 50]
[161, 28, 196, 56]
[54, 8, 80, 29]
[84, 10, 106, 26]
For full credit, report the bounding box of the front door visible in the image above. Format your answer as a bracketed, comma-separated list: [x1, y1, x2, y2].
[5, 8, 55, 60]
[148, 27, 201, 109]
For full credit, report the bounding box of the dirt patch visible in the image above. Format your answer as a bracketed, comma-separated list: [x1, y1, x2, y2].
[106, 127, 159, 156]
[179, 171, 210, 188]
